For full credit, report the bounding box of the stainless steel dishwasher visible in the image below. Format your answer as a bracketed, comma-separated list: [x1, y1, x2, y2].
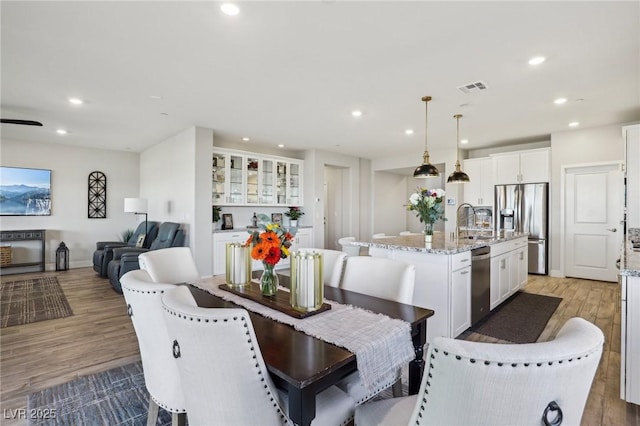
[471, 246, 491, 325]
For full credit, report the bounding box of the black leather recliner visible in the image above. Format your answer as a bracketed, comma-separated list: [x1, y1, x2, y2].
[92, 221, 159, 277]
[107, 221, 185, 293]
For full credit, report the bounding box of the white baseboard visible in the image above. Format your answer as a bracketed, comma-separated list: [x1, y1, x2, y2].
[550, 269, 564, 278]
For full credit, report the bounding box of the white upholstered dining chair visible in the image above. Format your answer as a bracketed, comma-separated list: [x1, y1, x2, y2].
[120, 269, 187, 426]
[161, 285, 356, 426]
[340, 256, 415, 305]
[337, 256, 416, 404]
[355, 317, 604, 426]
[296, 248, 347, 287]
[338, 236, 361, 257]
[138, 247, 199, 284]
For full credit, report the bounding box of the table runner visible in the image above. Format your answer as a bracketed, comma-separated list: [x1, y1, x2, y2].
[191, 276, 414, 391]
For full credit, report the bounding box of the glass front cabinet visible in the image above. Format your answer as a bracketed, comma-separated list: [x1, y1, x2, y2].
[213, 149, 303, 207]
[212, 151, 245, 205]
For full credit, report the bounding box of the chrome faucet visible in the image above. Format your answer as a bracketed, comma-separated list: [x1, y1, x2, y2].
[456, 203, 476, 240]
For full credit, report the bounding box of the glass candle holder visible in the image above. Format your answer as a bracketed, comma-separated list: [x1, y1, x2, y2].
[225, 243, 251, 287]
[290, 251, 323, 312]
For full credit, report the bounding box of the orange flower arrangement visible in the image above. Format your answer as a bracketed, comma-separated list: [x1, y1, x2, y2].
[246, 220, 295, 266]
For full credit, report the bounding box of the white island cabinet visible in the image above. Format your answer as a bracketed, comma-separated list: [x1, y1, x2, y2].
[361, 233, 528, 343]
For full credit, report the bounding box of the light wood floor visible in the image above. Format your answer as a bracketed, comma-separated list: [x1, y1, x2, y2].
[1, 268, 638, 425]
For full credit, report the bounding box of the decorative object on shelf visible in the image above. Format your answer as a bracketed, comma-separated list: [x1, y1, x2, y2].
[225, 243, 251, 287]
[290, 251, 324, 312]
[245, 215, 296, 296]
[212, 206, 221, 223]
[124, 198, 148, 241]
[221, 213, 234, 230]
[407, 187, 446, 243]
[88, 171, 107, 218]
[271, 213, 283, 225]
[413, 96, 440, 178]
[56, 242, 69, 271]
[251, 212, 258, 228]
[284, 206, 304, 227]
[447, 114, 470, 183]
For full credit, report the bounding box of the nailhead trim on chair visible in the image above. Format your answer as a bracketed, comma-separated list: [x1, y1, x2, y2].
[162, 306, 291, 424]
[122, 286, 187, 414]
[414, 347, 593, 425]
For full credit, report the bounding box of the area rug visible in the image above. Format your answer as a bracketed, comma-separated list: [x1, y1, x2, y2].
[0, 277, 73, 328]
[27, 362, 173, 426]
[471, 291, 562, 343]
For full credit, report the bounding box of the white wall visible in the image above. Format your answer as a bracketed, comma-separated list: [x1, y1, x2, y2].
[372, 145, 460, 236]
[304, 149, 369, 248]
[549, 123, 625, 276]
[0, 138, 140, 270]
[373, 171, 407, 236]
[139, 126, 227, 277]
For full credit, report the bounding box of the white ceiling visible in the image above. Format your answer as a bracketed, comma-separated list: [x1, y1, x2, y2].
[1, 1, 639, 160]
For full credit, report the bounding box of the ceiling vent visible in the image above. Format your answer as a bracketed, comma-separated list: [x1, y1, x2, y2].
[457, 81, 488, 94]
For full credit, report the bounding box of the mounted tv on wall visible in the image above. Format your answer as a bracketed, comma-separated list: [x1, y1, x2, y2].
[0, 166, 51, 216]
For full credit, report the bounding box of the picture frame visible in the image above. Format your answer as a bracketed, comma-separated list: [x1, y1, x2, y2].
[135, 234, 146, 248]
[222, 213, 234, 230]
[271, 213, 283, 225]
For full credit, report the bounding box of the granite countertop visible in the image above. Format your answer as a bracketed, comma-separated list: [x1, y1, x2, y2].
[352, 232, 529, 255]
[620, 230, 640, 277]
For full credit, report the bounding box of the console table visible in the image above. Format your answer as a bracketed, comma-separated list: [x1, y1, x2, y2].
[0, 229, 46, 275]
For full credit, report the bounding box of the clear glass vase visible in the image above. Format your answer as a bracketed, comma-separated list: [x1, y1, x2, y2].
[260, 263, 278, 296]
[424, 222, 434, 244]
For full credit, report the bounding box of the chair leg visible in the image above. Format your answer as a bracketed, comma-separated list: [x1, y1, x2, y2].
[391, 378, 403, 397]
[146, 399, 159, 426]
[172, 412, 187, 426]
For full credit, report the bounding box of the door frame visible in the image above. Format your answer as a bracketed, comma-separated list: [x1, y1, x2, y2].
[560, 160, 624, 279]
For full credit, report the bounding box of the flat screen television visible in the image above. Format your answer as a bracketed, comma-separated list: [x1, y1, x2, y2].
[0, 166, 51, 216]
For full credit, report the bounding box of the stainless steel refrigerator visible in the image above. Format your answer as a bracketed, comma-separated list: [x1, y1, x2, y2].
[495, 183, 549, 275]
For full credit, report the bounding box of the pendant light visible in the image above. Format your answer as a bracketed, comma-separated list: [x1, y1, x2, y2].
[447, 114, 470, 183]
[413, 96, 440, 178]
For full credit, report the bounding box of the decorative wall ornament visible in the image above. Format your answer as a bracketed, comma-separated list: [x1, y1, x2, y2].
[88, 171, 107, 218]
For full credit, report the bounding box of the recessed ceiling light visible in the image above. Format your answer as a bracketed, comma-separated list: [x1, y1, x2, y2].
[554, 97, 568, 105]
[149, 95, 163, 100]
[242, 137, 250, 142]
[351, 110, 363, 117]
[404, 129, 414, 135]
[528, 56, 546, 65]
[569, 122, 580, 127]
[56, 129, 67, 135]
[68, 97, 83, 105]
[277, 144, 285, 148]
[221, 3, 239, 15]
[460, 139, 469, 145]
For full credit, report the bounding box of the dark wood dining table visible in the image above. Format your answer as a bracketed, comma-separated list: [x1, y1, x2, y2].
[188, 278, 434, 426]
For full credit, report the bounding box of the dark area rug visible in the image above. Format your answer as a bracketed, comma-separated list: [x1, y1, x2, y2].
[27, 362, 173, 426]
[471, 291, 562, 343]
[0, 277, 73, 328]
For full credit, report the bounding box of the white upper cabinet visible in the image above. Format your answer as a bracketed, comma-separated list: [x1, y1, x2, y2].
[213, 148, 303, 207]
[463, 157, 494, 206]
[212, 151, 245, 205]
[491, 148, 550, 185]
[624, 124, 640, 229]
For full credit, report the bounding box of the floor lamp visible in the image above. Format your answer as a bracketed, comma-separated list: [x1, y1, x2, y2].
[124, 198, 148, 245]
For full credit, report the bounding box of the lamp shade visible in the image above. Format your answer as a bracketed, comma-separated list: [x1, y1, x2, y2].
[124, 198, 148, 213]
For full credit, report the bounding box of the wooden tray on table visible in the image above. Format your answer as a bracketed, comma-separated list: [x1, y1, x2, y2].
[219, 282, 331, 319]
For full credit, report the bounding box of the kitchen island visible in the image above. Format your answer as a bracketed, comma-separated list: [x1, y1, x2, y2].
[620, 230, 640, 405]
[352, 232, 528, 342]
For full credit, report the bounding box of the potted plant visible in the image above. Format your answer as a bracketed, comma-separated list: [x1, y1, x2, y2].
[213, 206, 222, 229]
[284, 206, 304, 227]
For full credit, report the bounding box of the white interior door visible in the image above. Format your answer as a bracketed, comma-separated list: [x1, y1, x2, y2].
[565, 163, 623, 282]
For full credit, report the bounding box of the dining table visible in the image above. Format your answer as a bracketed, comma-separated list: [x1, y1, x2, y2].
[188, 274, 434, 426]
